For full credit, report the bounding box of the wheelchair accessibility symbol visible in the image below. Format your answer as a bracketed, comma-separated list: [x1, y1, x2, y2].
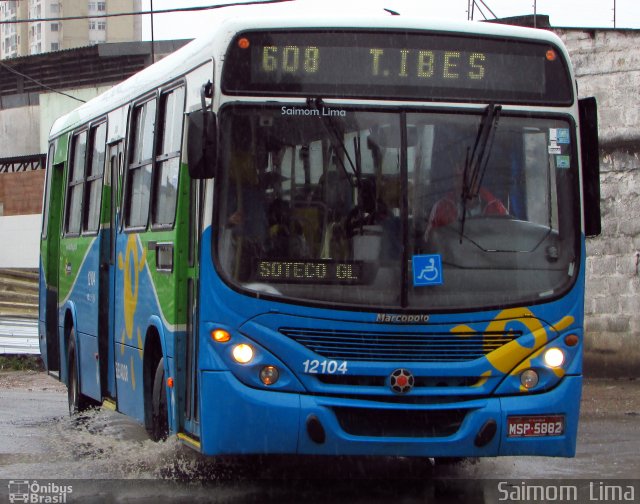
[412, 254, 443, 286]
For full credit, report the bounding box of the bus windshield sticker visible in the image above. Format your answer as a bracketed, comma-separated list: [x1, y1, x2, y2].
[548, 128, 570, 155]
[555, 128, 571, 144]
[548, 142, 561, 155]
[281, 105, 347, 118]
[556, 155, 571, 169]
[412, 254, 444, 287]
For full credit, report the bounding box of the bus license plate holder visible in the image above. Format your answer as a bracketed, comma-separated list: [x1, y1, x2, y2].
[507, 415, 565, 437]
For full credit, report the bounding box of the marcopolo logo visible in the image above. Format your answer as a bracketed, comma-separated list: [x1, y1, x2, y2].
[376, 313, 430, 323]
[8, 481, 73, 503]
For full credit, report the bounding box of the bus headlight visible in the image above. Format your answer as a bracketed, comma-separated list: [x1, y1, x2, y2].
[543, 348, 565, 368]
[232, 344, 254, 364]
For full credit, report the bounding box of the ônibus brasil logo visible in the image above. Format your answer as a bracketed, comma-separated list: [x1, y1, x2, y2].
[8, 480, 73, 503]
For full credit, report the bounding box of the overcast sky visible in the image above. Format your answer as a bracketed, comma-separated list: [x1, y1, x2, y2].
[140, 0, 640, 40]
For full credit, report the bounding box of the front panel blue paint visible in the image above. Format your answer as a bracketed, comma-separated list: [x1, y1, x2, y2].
[195, 227, 586, 458]
[199, 365, 581, 457]
[200, 371, 301, 455]
[499, 376, 581, 456]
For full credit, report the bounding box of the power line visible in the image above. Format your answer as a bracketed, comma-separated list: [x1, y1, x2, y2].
[476, 0, 497, 19]
[0, 0, 292, 102]
[0, 0, 293, 25]
[467, 1, 497, 21]
[0, 61, 86, 103]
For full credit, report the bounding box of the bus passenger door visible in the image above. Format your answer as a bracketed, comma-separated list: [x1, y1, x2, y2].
[40, 145, 64, 373]
[100, 140, 124, 400]
[181, 177, 203, 440]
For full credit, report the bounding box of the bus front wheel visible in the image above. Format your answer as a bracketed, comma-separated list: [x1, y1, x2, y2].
[148, 357, 169, 441]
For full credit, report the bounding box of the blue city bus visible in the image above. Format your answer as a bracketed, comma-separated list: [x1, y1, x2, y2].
[39, 12, 601, 460]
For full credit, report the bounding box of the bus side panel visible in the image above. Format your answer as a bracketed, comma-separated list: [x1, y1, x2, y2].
[112, 232, 184, 424]
[113, 233, 148, 423]
[78, 329, 101, 400]
[59, 236, 102, 401]
[114, 343, 146, 423]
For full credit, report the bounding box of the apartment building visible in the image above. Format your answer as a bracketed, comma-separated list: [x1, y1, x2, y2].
[1, 0, 142, 59]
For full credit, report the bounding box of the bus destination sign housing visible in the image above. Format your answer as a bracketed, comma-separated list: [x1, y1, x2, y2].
[222, 30, 573, 105]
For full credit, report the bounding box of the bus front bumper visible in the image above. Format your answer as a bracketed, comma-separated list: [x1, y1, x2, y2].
[198, 371, 581, 458]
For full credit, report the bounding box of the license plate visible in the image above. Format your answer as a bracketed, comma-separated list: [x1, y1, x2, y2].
[507, 415, 565, 437]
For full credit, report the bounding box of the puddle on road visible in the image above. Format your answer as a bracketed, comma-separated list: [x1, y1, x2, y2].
[45, 408, 193, 479]
[4, 396, 637, 482]
[20, 406, 481, 482]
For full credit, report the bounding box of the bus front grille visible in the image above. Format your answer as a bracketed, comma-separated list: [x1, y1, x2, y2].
[280, 327, 520, 362]
[332, 407, 468, 437]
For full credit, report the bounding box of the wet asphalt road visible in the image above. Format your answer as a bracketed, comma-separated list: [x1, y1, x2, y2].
[0, 371, 639, 503]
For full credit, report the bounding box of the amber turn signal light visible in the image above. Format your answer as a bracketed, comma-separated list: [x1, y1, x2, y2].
[212, 329, 231, 343]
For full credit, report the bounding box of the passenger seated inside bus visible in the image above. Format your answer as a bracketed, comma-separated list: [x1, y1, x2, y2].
[264, 198, 310, 259]
[221, 125, 269, 280]
[318, 164, 353, 260]
[424, 150, 508, 242]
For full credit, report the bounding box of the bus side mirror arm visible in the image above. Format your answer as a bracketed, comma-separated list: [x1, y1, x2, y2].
[579, 97, 601, 237]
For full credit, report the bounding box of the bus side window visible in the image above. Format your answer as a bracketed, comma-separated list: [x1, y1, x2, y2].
[126, 98, 156, 229]
[65, 131, 87, 236]
[41, 143, 56, 240]
[84, 122, 107, 234]
[152, 86, 185, 228]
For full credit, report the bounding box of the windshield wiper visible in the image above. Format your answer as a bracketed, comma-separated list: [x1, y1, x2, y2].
[308, 97, 359, 188]
[459, 103, 502, 241]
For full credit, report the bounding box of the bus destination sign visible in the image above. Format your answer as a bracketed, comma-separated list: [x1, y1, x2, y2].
[223, 30, 572, 104]
[257, 259, 364, 284]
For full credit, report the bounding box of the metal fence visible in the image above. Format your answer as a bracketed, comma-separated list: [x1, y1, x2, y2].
[0, 317, 39, 355]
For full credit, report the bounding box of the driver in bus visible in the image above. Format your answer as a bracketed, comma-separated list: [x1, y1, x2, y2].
[424, 151, 507, 241]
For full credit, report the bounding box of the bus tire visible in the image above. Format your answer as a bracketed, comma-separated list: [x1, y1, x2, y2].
[67, 330, 92, 415]
[148, 357, 169, 441]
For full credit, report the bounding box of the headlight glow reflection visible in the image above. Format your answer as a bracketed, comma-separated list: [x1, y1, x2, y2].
[232, 344, 254, 364]
[544, 348, 565, 368]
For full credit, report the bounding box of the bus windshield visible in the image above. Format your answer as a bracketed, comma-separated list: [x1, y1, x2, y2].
[215, 105, 579, 311]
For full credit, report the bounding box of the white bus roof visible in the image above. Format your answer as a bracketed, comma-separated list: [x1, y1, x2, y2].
[49, 10, 569, 139]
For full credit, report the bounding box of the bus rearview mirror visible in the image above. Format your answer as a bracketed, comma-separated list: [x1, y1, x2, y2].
[187, 110, 217, 179]
[578, 97, 601, 237]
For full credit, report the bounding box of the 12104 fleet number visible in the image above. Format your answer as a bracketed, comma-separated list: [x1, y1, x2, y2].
[303, 359, 348, 374]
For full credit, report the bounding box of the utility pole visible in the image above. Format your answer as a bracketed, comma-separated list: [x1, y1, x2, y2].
[150, 0, 155, 64]
[613, 0, 616, 28]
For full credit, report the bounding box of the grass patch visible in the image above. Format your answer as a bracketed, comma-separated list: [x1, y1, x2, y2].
[0, 355, 44, 371]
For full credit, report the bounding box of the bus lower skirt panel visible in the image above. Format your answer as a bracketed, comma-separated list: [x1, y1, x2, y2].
[198, 371, 581, 458]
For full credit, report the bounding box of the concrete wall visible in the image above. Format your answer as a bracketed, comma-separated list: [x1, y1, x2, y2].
[0, 87, 112, 272]
[0, 215, 41, 268]
[556, 29, 640, 376]
[39, 86, 113, 152]
[0, 106, 40, 157]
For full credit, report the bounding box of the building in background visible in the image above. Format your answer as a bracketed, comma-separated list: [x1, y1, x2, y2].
[1, 0, 142, 59]
[0, 39, 189, 268]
